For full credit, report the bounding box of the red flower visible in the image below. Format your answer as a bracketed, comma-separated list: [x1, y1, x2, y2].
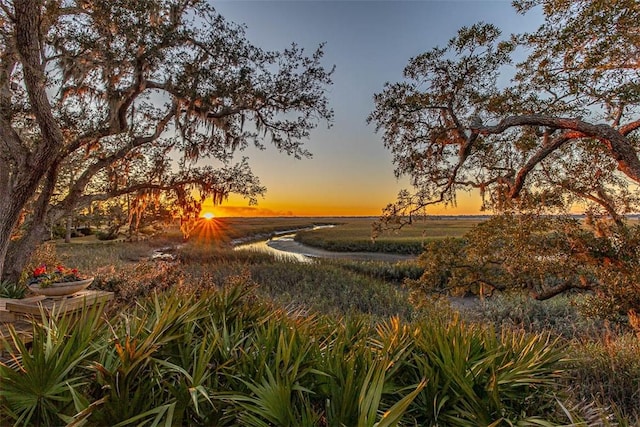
[29, 263, 84, 287]
[33, 264, 47, 277]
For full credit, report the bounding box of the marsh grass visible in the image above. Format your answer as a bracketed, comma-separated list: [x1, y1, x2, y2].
[248, 261, 413, 317]
[55, 240, 161, 272]
[68, 236, 413, 319]
[566, 332, 640, 421]
[175, 242, 414, 318]
[322, 259, 424, 283]
[295, 218, 479, 254]
[52, 218, 330, 274]
[190, 217, 333, 244]
[468, 293, 606, 339]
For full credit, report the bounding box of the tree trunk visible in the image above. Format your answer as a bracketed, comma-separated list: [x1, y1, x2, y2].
[3, 221, 49, 284]
[0, 204, 21, 283]
[0, 191, 42, 282]
[1, 166, 60, 283]
[0, 1, 65, 281]
[65, 215, 72, 243]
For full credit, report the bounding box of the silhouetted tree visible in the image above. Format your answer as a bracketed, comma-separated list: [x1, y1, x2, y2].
[370, 1, 639, 229]
[370, 0, 640, 305]
[0, 0, 333, 281]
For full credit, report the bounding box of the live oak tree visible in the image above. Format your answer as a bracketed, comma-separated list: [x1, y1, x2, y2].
[0, 0, 333, 282]
[369, 1, 640, 305]
[412, 213, 640, 311]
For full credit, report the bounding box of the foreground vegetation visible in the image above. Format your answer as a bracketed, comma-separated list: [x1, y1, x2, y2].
[0, 283, 576, 426]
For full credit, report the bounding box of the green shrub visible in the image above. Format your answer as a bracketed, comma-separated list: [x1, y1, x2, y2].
[50, 225, 66, 239]
[0, 304, 107, 426]
[391, 316, 566, 425]
[408, 215, 640, 327]
[0, 280, 27, 299]
[0, 283, 575, 426]
[96, 231, 119, 241]
[76, 227, 93, 236]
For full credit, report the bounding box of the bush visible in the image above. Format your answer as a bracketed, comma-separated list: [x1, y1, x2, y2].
[403, 317, 565, 425]
[0, 280, 27, 299]
[91, 261, 184, 309]
[96, 231, 119, 241]
[407, 215, 640, 329]
[76, 227, 93, 236]
[0, 284, 575, 426]
[50, 225, 66, 239]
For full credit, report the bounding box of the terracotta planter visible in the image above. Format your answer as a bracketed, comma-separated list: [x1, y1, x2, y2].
[29, 278, 94, 297]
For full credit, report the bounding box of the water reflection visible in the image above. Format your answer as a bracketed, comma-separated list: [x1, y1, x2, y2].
[233, 225, 334, 263]
[234, 233, 312, 263]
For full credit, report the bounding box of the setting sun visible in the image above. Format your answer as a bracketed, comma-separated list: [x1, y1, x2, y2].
[202, 212, 215, 220]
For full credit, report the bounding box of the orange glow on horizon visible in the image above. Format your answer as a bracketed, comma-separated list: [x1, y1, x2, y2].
[202, 212, 215, 220]
[199, 191, 486, 218]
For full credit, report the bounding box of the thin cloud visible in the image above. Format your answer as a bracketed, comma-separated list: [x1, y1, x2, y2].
[215, 206, 295, 217]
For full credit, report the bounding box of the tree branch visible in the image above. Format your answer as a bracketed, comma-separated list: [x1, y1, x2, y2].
[60, 106, 176, 212]
[532, 278, 593, 301]
[509, 132, 572, 197]
[554, 180, 625, 228]
[473, 114, 640, 184]
[620, 119, 640, 136]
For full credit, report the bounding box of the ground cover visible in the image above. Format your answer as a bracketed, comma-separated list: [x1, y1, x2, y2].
[295, 217, 481, 254]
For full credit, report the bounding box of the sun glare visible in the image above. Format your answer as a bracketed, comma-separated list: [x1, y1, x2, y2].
[202, 212, 215, 220]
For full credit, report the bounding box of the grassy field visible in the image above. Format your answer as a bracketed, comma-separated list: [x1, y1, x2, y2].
[51, 215, 479, 256]
[295, 217, 481, 254]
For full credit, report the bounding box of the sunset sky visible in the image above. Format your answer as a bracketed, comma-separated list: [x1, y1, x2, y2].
[205, 1, 544, 217]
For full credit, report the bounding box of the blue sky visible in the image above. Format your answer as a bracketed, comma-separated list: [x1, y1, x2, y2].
[208, 0, 544, 217]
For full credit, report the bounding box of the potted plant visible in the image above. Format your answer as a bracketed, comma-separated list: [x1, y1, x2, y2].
[27, 264, 94, 297]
